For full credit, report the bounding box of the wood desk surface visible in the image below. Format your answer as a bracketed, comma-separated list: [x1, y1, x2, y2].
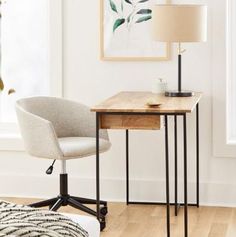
[91, 91, 202, 113]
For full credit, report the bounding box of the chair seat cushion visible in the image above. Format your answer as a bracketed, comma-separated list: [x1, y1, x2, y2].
[58, 137, 111, 160]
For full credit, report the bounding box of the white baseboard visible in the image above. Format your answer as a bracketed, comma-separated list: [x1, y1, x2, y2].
[1, 174, 236, 208]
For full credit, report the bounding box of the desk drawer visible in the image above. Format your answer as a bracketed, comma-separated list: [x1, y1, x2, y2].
[100, 114, 162, 130]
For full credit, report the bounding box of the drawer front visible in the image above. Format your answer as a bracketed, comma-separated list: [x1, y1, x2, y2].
[100, 114, 162, 130]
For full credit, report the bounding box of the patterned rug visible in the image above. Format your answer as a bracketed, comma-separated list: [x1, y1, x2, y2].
[0, 200, 88, 237]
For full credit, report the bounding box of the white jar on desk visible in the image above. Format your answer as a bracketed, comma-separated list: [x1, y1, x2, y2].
[152, 78, 167, 94]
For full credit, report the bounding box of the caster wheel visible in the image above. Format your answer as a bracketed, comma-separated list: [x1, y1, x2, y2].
[100, 219, 106, 231]
[100, 206, 108, 216]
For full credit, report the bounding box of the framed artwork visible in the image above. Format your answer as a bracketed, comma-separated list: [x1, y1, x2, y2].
[100, 0, 171, 61]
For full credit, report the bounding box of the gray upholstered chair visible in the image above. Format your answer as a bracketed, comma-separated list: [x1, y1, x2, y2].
[15, 97, 111, 218]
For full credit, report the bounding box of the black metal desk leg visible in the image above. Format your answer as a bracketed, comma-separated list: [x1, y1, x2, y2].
[174, 115, 178, 216]
[96, 113, 101, 222]
[183, 114, 188, 237]
[126, 130, 129, 205]
[165, 115, 170, 237]
[196, 103, 200, 208]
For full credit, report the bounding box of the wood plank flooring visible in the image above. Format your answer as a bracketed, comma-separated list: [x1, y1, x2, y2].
[1, 197, 236, 237]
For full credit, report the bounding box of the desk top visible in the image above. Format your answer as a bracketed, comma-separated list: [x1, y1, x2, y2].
[91, 91, 202, 113]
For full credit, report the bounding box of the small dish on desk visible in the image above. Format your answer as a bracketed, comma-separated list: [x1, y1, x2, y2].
[146, 99, 163, 107]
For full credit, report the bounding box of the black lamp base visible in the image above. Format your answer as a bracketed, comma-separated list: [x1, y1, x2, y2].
[165, 91, 194, 97]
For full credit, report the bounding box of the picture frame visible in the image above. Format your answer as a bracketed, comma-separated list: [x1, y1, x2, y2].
[100, 0, 171, 61]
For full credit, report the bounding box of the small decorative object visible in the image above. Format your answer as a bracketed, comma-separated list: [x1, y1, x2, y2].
[152, 4, 207, 97]
[146, 99, 162, 107]
[152, 78, 167, 94]
[100, 0, 171, 61]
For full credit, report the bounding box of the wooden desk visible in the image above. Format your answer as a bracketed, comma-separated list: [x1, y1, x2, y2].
[92, 91, 201, 113]
[92, 91, 202, 237]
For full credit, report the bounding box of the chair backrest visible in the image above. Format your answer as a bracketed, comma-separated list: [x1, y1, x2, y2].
[15, 97, 109, 158]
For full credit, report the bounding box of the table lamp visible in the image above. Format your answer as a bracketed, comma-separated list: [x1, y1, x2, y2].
[152, 5, 207, 97]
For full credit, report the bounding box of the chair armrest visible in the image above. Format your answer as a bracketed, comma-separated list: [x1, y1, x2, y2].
[16, 106, 63, 159]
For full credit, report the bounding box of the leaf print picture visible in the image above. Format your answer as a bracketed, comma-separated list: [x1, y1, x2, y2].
[110, 0, 152, 33]
[101, 0, 171, 61]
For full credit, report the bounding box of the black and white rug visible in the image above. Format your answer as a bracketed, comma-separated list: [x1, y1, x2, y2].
[0, 200, 88, 237]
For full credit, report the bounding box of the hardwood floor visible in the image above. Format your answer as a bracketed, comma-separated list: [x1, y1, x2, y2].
[2, 197, 236, 237]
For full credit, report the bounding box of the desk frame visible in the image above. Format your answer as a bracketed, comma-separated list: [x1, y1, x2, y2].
[95, 103, 200, 237]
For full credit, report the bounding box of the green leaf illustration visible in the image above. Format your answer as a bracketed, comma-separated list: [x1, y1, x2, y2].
[127, 12, 132, 23]
[113, 18, 125, 32]
[135, 15, 152, 23]
[124, 0, 132, 4]
[138, 0, 149, 3]
[109, 0, 118, 13]
[136, 9, 152, 14]
[121, 0, 124, 12]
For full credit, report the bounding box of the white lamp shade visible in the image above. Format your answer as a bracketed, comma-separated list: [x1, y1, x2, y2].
[152, 4, 207, 42]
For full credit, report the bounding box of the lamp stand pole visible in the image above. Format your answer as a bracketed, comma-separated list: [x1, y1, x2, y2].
[165, 43, 194, 97]
[178, 52, 182, 92]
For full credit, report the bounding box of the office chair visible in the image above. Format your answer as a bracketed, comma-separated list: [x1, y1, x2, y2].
[15, 97, 111, 229]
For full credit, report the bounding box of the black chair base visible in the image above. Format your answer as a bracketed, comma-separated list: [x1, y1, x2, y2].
[29, 195, 107, 214]
[28, 174, 107, 231]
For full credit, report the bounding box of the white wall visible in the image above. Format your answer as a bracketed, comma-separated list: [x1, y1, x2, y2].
[1, 0, 236, 207]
